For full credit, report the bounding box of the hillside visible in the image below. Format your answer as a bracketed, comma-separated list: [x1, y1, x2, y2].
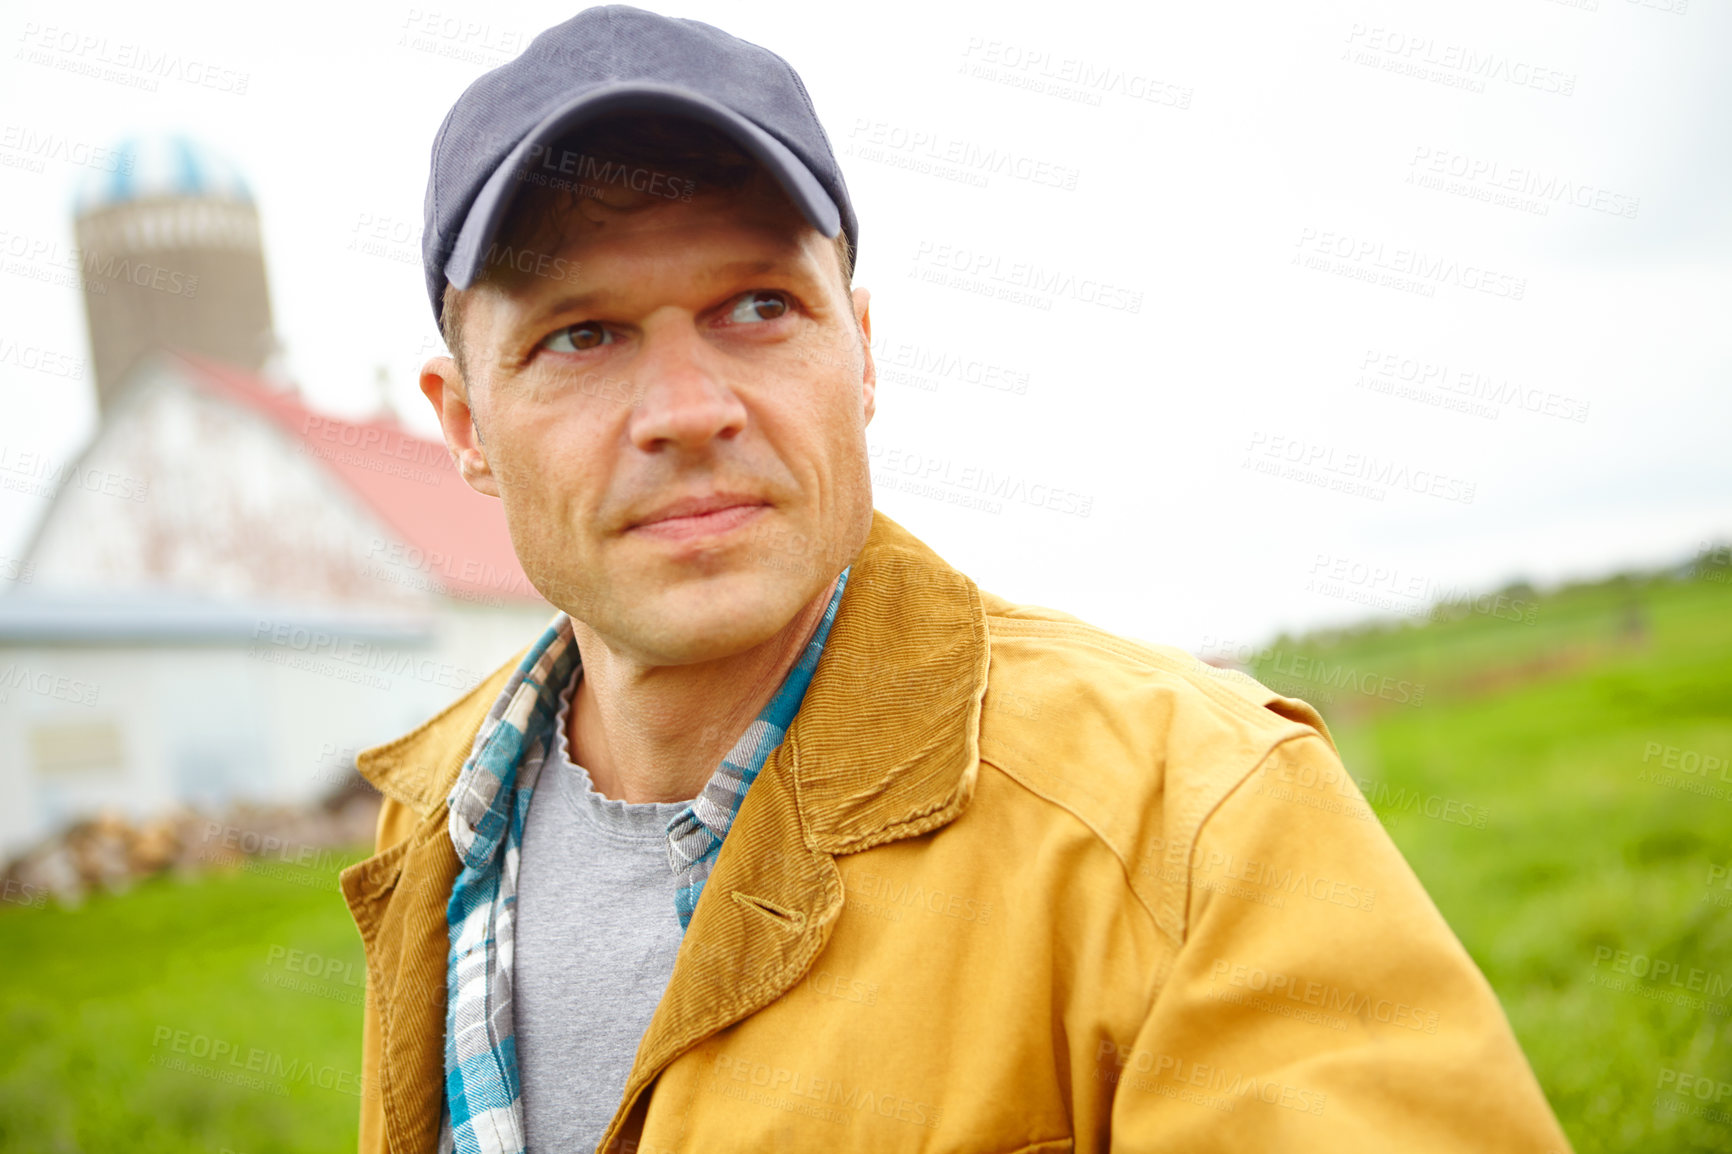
[1247, 551, 1732, 1153]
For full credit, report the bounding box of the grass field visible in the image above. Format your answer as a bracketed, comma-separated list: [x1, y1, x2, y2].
[0, 563, 1728, 1152]
[1249, 565, 1732, 1154]
[0, 853, 371, 1154]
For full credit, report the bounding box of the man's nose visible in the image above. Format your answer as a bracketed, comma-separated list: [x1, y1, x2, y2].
[626, 317, 748, 452]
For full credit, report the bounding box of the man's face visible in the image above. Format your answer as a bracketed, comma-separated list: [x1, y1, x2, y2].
[426, 176, 876, 666]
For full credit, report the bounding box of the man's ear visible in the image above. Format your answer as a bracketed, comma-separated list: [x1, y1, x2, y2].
[420, 355, 500, 497]
[852, 285, 875, 426]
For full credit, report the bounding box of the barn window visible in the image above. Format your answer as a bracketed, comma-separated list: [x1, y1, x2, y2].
[30, 721, 126, 776]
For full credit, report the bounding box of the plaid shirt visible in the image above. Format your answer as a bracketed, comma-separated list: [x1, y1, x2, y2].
[439, 568, 850, 1154]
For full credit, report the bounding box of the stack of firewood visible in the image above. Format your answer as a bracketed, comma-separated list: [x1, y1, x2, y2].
[0, 772, 380, 908]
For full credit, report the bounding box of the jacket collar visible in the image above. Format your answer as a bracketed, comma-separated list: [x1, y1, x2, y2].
[786, 511, 990, 851]
[354, 508, 990, 846]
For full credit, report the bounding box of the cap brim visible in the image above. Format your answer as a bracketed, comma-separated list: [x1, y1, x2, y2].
[445, 82, 842, 294]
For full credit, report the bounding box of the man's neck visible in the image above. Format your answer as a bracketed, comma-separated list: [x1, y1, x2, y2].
[565, 574, 840, 804]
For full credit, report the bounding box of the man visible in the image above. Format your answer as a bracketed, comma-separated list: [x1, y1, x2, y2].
[341, 7, 1574, 1153]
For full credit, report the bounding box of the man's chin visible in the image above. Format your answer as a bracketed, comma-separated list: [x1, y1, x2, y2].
[594, 568, 825, 667]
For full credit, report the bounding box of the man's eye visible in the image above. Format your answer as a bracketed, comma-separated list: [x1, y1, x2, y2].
[726, 291, 789, 324]
[540, 322, 613, 353]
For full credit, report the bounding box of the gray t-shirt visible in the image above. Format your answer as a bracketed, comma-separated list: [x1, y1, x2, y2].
[514, 668, 690, 1153]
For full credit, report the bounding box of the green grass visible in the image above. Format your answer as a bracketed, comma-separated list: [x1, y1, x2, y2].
[0, 852, 368, 1154]
[1251, 569, 1732, 1154]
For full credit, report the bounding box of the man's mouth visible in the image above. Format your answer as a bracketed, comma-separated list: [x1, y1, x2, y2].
[628, 494, 769, 541]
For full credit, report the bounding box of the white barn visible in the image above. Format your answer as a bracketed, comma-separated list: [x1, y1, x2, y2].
[0, 350, 552, 864]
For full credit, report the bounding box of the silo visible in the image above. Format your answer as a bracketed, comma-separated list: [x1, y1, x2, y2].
[73, 135, 277, 411]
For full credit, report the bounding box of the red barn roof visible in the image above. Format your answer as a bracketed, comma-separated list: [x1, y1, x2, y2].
[177, 354, 543, 604]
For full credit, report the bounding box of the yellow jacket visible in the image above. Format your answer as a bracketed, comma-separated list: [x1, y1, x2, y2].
[341, 511, 1572, 1153]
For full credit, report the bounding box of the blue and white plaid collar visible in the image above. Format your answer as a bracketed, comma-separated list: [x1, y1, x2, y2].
[439, 567, 849, 1154]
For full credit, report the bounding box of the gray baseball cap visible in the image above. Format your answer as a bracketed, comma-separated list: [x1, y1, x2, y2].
[421, 4, 858, 325]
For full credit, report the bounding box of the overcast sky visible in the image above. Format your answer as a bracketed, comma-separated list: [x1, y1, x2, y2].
[2, 0, 1727, 651]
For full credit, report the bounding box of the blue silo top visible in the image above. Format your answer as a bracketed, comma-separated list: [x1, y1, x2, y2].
[75, 133, 254, 214]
